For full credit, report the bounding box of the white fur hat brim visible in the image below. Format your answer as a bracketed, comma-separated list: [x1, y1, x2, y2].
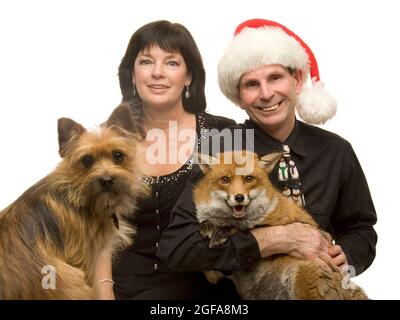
[218, 27, 309, 106]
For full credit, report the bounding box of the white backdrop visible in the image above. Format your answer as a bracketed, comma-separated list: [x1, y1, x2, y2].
[0, 0, 398, 300]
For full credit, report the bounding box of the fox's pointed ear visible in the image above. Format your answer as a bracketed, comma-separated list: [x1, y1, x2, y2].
[106, 103, 138, 134]
[259, 152, 283, 173]
[58, 118, 86, 157]
[194, 152, 219, 174]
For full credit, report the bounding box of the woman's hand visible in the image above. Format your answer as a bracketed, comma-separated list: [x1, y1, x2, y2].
[95, 280, 115, 300]
[93, 247, 115, 300]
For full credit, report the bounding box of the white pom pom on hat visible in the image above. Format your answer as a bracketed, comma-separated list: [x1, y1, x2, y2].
[218, 19, 337, 125]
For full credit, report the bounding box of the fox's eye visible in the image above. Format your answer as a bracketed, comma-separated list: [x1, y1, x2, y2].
[112, 150, 125, 164]
[220, 176, 231, 184]
[81, 154, 94, 169]
[245, 175, 254, 183]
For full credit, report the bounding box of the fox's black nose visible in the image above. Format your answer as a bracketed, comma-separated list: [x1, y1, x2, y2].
[99, 176, 114, 189]
[235, 194, 245, 203]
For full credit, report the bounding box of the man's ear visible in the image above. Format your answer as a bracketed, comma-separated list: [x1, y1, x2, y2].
[294, 69, 305, 95]
[237, 87, 246, 110]
[57, 118, 86, 158]
[259, 152, 283, 173]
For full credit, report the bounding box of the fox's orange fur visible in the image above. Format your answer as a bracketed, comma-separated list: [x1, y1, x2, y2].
[193, 151, 367, 300]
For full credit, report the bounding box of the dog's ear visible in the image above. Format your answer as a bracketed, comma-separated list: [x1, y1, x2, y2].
[106, 103, 138, 134]
[58, 118, 86, 158]
[259, 152, 283, 173]
[194, 152, 219, 174]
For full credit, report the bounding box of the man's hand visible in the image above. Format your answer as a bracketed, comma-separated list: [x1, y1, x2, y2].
[328, 244, 349, 274]
[251, 222, 331, 260]
[283, 222, 331, 260]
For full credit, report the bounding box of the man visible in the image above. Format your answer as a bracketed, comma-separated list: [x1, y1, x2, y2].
[158, 19, 377, 278]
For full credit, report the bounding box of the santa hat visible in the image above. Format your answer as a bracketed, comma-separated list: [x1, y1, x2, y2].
[218, 19, 337, 125]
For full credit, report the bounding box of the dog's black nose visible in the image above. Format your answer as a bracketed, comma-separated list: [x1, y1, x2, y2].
[99, 176, 114, 189]
[235, 194, 245, 203]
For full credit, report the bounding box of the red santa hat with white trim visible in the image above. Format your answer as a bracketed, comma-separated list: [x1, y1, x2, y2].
[218, 19, 337, 125]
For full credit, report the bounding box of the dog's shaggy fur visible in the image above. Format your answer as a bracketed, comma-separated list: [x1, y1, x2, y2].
[0, 104, 146, 299]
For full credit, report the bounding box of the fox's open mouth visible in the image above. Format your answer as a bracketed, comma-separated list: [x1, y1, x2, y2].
[233, 205, 246, 218]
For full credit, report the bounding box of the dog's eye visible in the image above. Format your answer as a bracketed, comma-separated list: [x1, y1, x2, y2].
[112, 150, 125, 164]
[245, 175, 254, 183]
[81, 155, 94, 169]
[220, 176, 231, 184]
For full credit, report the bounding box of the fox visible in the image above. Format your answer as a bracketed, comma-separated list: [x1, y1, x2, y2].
[193, 151, 368, 300]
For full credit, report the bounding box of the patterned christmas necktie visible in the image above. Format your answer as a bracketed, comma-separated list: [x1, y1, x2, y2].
[277, 144, 305, 207]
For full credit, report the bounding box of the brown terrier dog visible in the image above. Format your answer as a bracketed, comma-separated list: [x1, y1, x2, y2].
[0, 104, 146, 299]
[194, 151, 367, 300]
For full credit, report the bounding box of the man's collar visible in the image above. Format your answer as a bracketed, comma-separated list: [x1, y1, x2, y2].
[243, 119, 306, 157]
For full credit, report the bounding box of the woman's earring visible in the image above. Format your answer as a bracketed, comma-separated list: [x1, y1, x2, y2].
[185, 85, 190, 99]
[133, 84, 136, 96]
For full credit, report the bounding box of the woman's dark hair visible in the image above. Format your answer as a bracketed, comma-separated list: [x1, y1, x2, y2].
[118, 20, 206, 113]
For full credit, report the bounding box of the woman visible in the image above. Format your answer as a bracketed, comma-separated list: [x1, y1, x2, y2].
[95, 20, 238, 300]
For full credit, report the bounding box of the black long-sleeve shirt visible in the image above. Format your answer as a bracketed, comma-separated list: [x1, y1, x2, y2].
[157, 119, 377, 276]
[112, 112, 236, 277]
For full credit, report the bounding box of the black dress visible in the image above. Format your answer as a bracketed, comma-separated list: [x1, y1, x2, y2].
[112, 112, 239, 300]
